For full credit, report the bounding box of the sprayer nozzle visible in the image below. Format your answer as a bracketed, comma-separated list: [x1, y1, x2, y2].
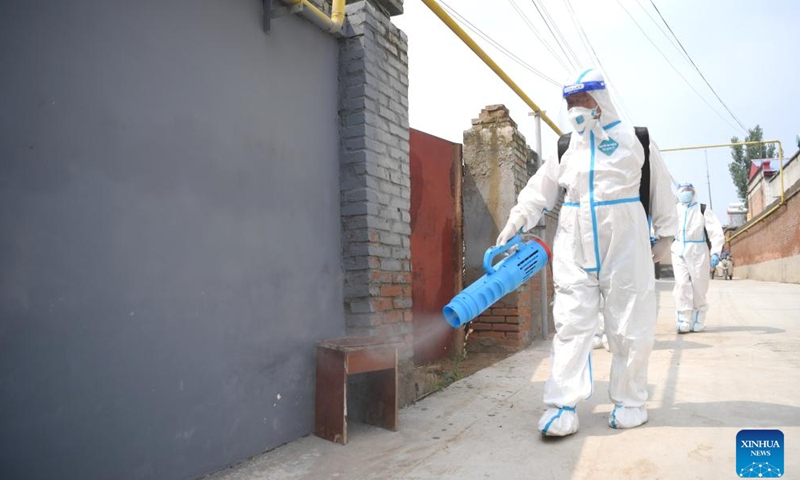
[442, 306, 461, 328]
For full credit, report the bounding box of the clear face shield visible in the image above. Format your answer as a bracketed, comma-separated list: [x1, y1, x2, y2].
[558, 73, 619, 140]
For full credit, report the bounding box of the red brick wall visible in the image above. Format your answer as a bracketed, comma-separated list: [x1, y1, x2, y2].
[467, 289, 532, 352]
[731, 183, 800, 266]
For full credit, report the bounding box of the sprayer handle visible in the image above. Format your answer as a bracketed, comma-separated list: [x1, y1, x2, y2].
[483, 235, 522, 275]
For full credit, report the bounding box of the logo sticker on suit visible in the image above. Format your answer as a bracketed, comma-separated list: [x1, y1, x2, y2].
[598, 138, 619, 156]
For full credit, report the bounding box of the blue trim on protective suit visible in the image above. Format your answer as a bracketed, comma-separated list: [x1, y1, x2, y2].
[681, 203, 692, 256]
[610, 405, 621, 429]
[568, 131, 636, 273]
[692, 311, 700, 330]
[589, 132, 602, 271]
[681, 202, 706, 256]
[541, 406, 577, 436]
[595, 196, 639, 207]
[576, 68, 593, 83]
[602, 120, 621, 130]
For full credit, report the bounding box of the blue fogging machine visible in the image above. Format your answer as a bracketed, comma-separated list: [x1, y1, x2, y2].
[442, 235, 551, 328]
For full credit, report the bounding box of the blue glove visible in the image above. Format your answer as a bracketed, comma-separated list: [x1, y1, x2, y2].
[710, 253, 720, 268]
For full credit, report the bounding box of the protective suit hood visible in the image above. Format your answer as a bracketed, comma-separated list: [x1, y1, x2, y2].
[563, 68, 621, 141]
[677, 182, 696, 204]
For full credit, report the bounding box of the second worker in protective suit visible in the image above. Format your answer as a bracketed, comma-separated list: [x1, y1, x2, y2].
[671, 183, 725, 333]
[496, 69, 677, 436]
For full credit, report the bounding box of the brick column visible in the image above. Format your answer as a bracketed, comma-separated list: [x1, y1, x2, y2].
[462, 105, 544, 352]
[338, 0, 411, 357]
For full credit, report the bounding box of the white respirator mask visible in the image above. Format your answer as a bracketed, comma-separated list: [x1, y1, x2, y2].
[568, 107, 599, 137]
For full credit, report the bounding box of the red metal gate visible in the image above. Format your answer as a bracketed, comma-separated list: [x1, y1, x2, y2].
[409, 129, 462, 364]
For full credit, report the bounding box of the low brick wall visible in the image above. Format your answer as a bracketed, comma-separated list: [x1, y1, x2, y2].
[730, 181, 800, 284]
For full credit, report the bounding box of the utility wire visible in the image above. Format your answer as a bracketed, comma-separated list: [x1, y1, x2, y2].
[439, 0, 561, 87]
[506, 0, 572, 73]
[633, 0, 684, 57]
[442, 2, 561, 86]
[562, 0, 637, 122]
[613, 0, 743, 133]
[537, 0, 585, 70]
[538, 0, 584, 69]
[648, 0, 748, 132]
[528, 0, 582, 70]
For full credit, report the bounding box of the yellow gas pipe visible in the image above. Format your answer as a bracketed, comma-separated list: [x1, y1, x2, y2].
[280, 0, 346, 34]
[421, 0, 563, 136]
[660, 140, 785, 242]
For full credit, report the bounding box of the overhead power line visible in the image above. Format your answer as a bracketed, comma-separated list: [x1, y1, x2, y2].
[439, 0, 561, 87]
[529, 0, 582, 71]
[613, 0, 743, 133]
[506, 0, 572, 73]
[562, 0, 637, 122]
[648, 0, 748, 132]
[633, 0, 684, 57]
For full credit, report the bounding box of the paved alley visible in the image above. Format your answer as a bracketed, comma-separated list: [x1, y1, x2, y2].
[208, 278, 800, 480]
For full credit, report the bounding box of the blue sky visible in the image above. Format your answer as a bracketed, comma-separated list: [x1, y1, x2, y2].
[393, 0, 800, 222]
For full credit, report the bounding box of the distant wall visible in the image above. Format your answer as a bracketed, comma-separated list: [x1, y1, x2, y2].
[747, 177, 766, 218]
[747, 151, 800, 218]
[731, 182, 800, 284]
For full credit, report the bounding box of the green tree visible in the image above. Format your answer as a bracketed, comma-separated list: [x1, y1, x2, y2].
[729, 125, 776, 203]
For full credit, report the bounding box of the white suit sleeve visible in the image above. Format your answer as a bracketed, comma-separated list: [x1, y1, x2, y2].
[508, 156, 562, 232]
[647, 139, 678, 239]
[704, 208, 725, 256]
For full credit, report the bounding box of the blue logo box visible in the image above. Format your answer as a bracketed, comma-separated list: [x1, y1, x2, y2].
[736, 429, 784, 478]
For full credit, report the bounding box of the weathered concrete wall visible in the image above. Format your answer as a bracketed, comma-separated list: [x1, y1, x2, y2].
[0, 1, 344, 479]
[733, 255, 800, 284]
[462, 105, 546, 351]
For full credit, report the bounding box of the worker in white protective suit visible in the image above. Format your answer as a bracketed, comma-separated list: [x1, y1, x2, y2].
[496, 69, 677, 436]
[671, 183, 725, 333]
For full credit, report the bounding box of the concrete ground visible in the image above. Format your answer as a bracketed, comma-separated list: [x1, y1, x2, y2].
[208, 279, 800, 480]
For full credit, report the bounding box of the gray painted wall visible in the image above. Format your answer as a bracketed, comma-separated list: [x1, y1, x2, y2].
[0, 1, 344, 479]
